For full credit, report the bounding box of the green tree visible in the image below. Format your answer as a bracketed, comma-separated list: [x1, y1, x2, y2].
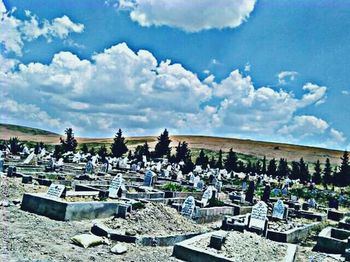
[134, 142, 150, 162]
[216, 149, 223, 169]
[89, 147, 96, 156]
[98, 145, 108, 162]
[209, 156, 216, 168]
[312, 160, 322, 184]
[34, 142, 40, 155]
[277, 158, 289, 177]
[224, 148, 238, 172]
[53, 145, 63, 160]
[290, 161, 300, 180]
[175, 141, 190, 162]
[195, 149, 209, 169]
[262, 156, 267, 174]
[299, 158, 310, 182]
[111, 129, 128, 158]
[154, 129, 171, 158]
[8, 137, 24, 155]
[337, 151, 350, 186]
[323, 158, 333, 187]
[60, 128, 78, 153]
[81, 144, 89, 154]
[267, 158, 277, 177]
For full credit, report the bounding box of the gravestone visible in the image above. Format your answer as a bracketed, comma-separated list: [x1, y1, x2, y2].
[242, 181, 247, 191]
[249, 201, 268, 231]
[262, 185, 271, 203]
[193, 176, 200, 188]
[144, 170, 154, 187]
[181, 196, 195, 218]
[85, 161, 93, 174]
[189, 173, 195, 183]
[46, 184, 66, 198]
[215, 181, 223, 193]
[23, 152, 35, 164]
[201, 186, 213, 206]
[196, 180, 204, 190]
[100, 163, 108, 173]
[290, 195, 298, 202]
[0, 159, 4, 172]
[329, 198, 339, 210]
[7, 166, 15, 177]
[281, 187, 288, 196]
[272, 199, 285, 219]
[109, 174, 123, 198]
[308, 198, 317, 208]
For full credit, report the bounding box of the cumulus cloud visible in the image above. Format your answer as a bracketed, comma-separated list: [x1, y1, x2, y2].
[277, 71, 298, 85]
[113, 0, 256, 32]
[341, 90, 350, 95]
[0, 42, 346, 147]
[0, 0, 84, 56]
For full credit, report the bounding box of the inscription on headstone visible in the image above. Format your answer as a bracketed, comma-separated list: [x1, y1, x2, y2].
[181, 196, 195, 218]
[249, 201, 268, 230]
[109, 174, 123, 198]
[272, 199, 285, 219]
[46, 184, 66, 198]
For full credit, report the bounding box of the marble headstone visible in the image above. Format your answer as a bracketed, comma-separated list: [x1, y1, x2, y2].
[109, 174, 123, 198]
[144, 170, 154, 187]
[272, 199, 285, 219]
[46, 184, 66, 198]
[249, 201, 268, 230]
[181, 196, 195, 218]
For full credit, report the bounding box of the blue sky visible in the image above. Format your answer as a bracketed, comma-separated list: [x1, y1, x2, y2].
[0, 0, 349, 150]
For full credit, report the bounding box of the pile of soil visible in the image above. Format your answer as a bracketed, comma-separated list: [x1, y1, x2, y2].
[268, 217, 313, 232]
[192, 231, 288, 262]
[103, 202, 207, 236]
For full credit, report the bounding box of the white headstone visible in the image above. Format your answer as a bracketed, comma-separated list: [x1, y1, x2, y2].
[46, 184, 66, 198]
[193, 176, 200, 187]
[109, 174, 123, 198]
[249, 201, 268, 230]
[272, 199, 285, 219]
[201, 186, 213, 206]
[181, 196, 195, 218]
[23, 152, 35, 164]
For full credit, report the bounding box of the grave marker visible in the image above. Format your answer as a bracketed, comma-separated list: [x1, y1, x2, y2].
[181, 196, 195, 218]
[85, 161, 93, 174]
[46, 184, 66, 198]
[0, 159, 4, 172]
[249, 201, 268, 231]
[272, 199, 285, 219]
[201, 186, 213, 206]
[109, 174, 123, 198]
[144, 170, 154, 187]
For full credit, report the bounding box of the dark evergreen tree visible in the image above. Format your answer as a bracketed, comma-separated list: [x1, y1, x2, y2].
[255, 160, 262, 175]
[216, 149, 223, 169]
[175, 142, 190, 162]
[60, 128, 78, 153]
[195, 149, 209, 169]
[277, 158, 289, 177]
[81, 144, 89, 154]
[154, 129, 171, 158]
[111, 129, 128, 158]
[89, 147, 96, 156]
[8, 137, 24, 155]
[98, 145, 108, 162]
[127, 150, 133, 160]
[245, 181, 255, 203]
[209, 156, 216, 168]
[312, 160, 322, 185]
[262, 156, 267, 174]
[267, 158, 277, 177]
[53, 145, 63, 160]
[245, 160, 253, 175]
[290, 161, 300, 180]
[337, 151, 350, 186]
[323, 158, 332, 187]
[224, 148, 238, 172]
[34, 143, 40, 155]
[134, 142, 151, 162]
[299, 158, 310, 182]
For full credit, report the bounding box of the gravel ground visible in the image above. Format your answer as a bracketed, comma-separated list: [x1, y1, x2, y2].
[0, 176, 179, 262]
[295, 247, 343, 262]
[192, 231, 288, 262]
[103, 202, 207, 236]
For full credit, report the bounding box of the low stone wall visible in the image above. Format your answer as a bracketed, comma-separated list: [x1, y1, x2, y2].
[327, 209, 346, 221]
[316, 227, 350, 254]
[194, 206, 236, 223]
[339, 218, 350, 231]
[91, 223, 202, 246]
[172, 231, 297, 262]
[267, 222, 321, 243]
[21, 193, 120, 221]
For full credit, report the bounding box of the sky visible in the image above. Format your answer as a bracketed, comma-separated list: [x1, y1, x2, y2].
[0, 0, 349, 150]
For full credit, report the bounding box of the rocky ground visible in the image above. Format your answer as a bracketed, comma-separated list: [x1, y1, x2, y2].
[0, 176, 345, 262]
[102, 202, 208, 236]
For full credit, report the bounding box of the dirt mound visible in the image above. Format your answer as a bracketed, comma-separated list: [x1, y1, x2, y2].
[103, 202, 206, 236]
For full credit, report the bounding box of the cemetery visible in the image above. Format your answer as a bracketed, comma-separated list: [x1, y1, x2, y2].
[0, 128, 350, 261]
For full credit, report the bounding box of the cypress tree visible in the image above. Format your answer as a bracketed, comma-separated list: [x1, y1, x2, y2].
[60, 128, 78, 153]
[312, 160, 322, 184]
[154, 129, 171, 158]
[111, 129, 128, 158]
[337, 151, 350, 186]
[323, 158, 332, 187]
[224, 148, 238, 172]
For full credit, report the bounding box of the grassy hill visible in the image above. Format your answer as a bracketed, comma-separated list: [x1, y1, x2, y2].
[0, 123, 344, 164]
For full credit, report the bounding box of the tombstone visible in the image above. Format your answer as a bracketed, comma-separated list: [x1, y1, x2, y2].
[193, 176, 200, 188]
[261, 184, 271, 203]
[181, 196, 195, 218]
[245, 181, 255, 203]
[308, 198, 317, 208]
[0, 159, 4, 172]
[46, 184, 66, 198]
[7, 166, 15, 177]
[144, 170, 154, 187]
[142, 155, 147, 163]
[100, 163, 108, 173]
[109, 174, 123, 198]
[290, 195, 298, 202]
[23, 152, 35, 164]
[329, 198, 339, 210]
[189, 172, 195, 183]
[215, 181, 223, 193]
[281, 187, 288, 196]
[131, 164, 137, 172]
[272, 188, 281, 196]
[201, 186, 214, 206]
[242, 181, 247, 191]
[272, 199, 285, 219]
[85, 161, 93, 174]
[196, 180, 204, 190]
[248, 201, 268, 231]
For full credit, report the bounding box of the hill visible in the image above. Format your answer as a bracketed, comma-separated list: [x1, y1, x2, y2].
[0, 123, 344, 164]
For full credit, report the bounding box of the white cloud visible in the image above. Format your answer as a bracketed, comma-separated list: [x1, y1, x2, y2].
[277, 71, 298, 85]
[244, 63, 251, 72]
[0, 0, 84, 56]
[0, 42, 345, 147]
[116, 0, 256, 32]
[329, 128, 346, 144]
[341, 90, 350, 95]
